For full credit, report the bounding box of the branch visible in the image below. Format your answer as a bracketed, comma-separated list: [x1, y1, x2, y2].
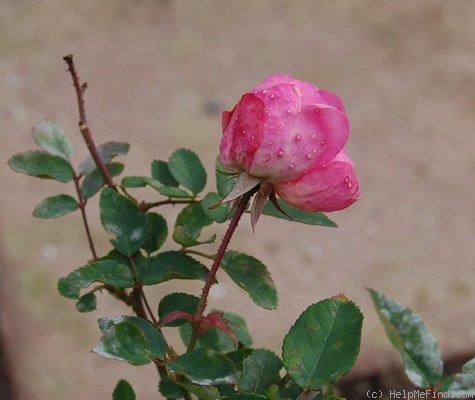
[63, 54, 116, 189]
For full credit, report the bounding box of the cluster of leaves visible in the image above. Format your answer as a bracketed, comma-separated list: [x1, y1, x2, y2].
[9, 120, 474, 399]
[8, 120, 362, 399]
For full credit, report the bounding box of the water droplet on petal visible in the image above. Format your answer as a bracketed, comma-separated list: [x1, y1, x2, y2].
[320, 139, 326, 145]
[287, 109, 292, 115]
[268, 140, 273, 145]
[306, 153, 312, 160]
[311, 133, 317, 139]
[289, 163, 295, 170]
[269, 93, 276, 100]
[263, 154, 271, 162]
[277, 150, 284, 157]
[250, 135, 255, 140]
[277, 124, 283, 131]
[295, 133, 302, 142]
[312, 148, 318, 154]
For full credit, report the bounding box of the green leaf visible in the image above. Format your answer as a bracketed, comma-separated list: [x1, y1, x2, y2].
[120, 175, 161, 189]
[167, 348, 236, 385]
[215, 157, 237, 198]
[463, 357, 475, 373]
[32, 194, 79, 219]
[221, 251, 278, 310]
[226, 394, 267, 400]
[101, 249, 146, 272]
[113, 379, 136, 400]
[120, 176, 149, 187]
[177, 382, 221, 400]
[33, 120, 74, 159]
[100, 188, 147, 256]
[57, 277, 80, 299]
[96, 316, 167, 364]
[282, 295, 363, 390]
[93, 321, 150, 365]
[368, 288, 443, 388]
[137, 251, 209, 286]
[265, 380, 303, 400]
[142, 212, 168, 255]
[238, 349, 282, 394]
[58, 259, 135, 297]
[168, 149, 207, 195]
[160, 377, 223, 400]
[76, 292, 97, 312]
[159, 186, 194, 198]
[8, 150, 74, 182]
[80, 163, 124, 199]
[440, 356, 475, 397]
[201, 192, 234, 223]
[441, 372, 475, 397]
[78, 141, 129, 175]
[263, 198, 337, 227]
[151, 160, 179, 187]
[158, 377, 184, 399]
[180, 311, 252, 352]
[315, 382, 342, 400]
[158, 293, 200, 327]
[173, 203, 214, 247]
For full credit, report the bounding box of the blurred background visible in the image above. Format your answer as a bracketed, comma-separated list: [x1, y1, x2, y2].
[1, 1, 475, 399]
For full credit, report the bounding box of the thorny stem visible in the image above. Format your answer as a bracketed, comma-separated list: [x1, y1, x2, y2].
[187, 186, 259, 352]
[63, 54, 115, 190]
[72, 171, 98, 261]
[63, 54, 174, 394]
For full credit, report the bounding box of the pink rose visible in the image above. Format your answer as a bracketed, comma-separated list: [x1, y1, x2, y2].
[219, 74, 359, 223]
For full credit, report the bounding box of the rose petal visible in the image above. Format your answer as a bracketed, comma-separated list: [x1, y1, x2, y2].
[274, 158, 360, 212]
[318, 89, 346, 112]
[219, 93, 266, 173]
[249, 104, 349, 183]
[332, 149, 354, 167]
[253, 74, 323, 105]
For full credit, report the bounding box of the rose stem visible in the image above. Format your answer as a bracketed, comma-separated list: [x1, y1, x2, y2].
[187, 185, 258, 352]
[63, 54, 115, 189]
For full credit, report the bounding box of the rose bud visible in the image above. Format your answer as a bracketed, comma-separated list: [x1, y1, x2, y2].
[218, 74, 360, 228]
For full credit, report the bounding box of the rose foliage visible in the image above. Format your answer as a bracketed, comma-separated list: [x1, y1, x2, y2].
[8, 66, 474, 400]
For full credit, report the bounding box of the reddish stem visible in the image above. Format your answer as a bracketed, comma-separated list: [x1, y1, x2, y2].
[63, 54, 115, 190]
[187, 187, 258, 351]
